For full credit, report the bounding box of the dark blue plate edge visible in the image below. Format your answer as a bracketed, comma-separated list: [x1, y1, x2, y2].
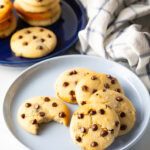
[0, 0, 86, 65]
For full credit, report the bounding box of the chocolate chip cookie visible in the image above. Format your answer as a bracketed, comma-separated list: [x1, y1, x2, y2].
[55, 68, 94, 104]
[90, 89, 136, 136]
[75, 73, 124, 105]
[17, 96, 70, 134]
[10, 27, 57, 58]
[70, 103, 120, 150]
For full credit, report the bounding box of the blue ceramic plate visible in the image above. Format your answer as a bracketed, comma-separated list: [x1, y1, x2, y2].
[3, 55, 150, 150]
[0, 0, 86, 66]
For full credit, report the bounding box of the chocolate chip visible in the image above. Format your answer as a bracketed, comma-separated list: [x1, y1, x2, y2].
[104, 83, 109, 88]
[21, 114, 25, 119]
[69, 70, 77, 75]
[75, 81, 78, 85]
[23, 42, 28, 46]
[81, 101, 86, 105]
[7, 19, 11, 23]
[96, 93, 99, 96]
[39, 112, 45, 117]
[99, 109, 105, 115]
[82, 85, 88, 91]
[63, 82, 69, 87]
[18, 35, 23, 39]
[32, 119, 37, 124]
[48, 34, 51, 38]
[110, 129, 114, 134]
[76, 136, 82, 142]
[71, 97, 76, 101]
[107, 75, 112, 79]
[115, 121, 119, 127]
[44, 97, 50, 102]
[120, 124, 127, 130]
[37, 0, 42, 2]
[91, 142, 98, 147]
[37, 45, 43, 50]
[25, 103, 31, 108]
[91, 76, 97, 80]
[52, 102, 57, 107]
[78, 113, 84, 119]
[120, 112, 126, 118]
[101, 130, 108, 137]
[33, 36, 37, 39]
[59, 112, 66, 118]
[25, 30, 31, 34]
[34, 104, 40, 110]
[69, 90, 75, 95]
[116, 96, 123, 102]
[92, 124, 98, 131]
[92, 89, 97, 94]
[80, 127, 86, 133]
[40, 38, 45, 42]
[103, 89, 106, 92]
[88, 109, 96, 115]
[0, 5, 4, 8]
[116, 88, 121, 93]
[106, 105, 111, 109]
[111, 79, 115, 84]
[40, 28, 44, 32]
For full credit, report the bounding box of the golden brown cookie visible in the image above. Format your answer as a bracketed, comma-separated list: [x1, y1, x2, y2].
[55, 68, 94, 104]
[75, 72, 124, 106]
[70, 103, 120, 150]
[90, 90, 136, 136]
[0, 13, 13, 31]
[17, 96, 70, 135]
[14, 0, 60, 13]
[10, 27, 57, 58]
[18, 9, 61, 26]
[0, 0, 13, 22]
[14, 1, 61, 20]
[0, 15, 16, 39]
[22, 0, 57, 7]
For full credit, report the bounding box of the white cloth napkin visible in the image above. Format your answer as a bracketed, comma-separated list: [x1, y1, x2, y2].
[78, 0, 150, 90]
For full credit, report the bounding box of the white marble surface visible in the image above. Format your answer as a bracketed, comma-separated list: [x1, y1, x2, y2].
[0, 64, 150, 150]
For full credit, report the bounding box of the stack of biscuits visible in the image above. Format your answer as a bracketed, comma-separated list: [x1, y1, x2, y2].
[55, 68, 136, 150]
[14, 0, 61, 26]
[0, 0, 16, 39]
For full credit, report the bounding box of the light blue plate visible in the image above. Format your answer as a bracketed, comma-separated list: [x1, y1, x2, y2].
[3, 55, 150, 150]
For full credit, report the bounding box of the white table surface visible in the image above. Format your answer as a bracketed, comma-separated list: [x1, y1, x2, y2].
[0, 64, 150, 150]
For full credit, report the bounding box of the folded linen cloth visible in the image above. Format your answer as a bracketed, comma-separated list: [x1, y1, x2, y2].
[77, 0, 150, 90]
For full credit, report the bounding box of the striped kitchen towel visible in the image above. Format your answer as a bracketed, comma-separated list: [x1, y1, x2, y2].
[77, 0, 150, 90]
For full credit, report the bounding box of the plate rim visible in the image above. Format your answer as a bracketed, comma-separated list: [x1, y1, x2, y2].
[3, 54, 150, 150]
[0, 0, 86, 65]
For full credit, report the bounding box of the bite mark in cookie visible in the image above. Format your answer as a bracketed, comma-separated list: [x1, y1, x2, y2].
[17, 96, 70, 134]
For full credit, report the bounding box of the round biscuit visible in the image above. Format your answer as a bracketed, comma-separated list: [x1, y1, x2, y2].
[90, 89, 136, 136]
[75, 72, 124, 106]
[18, 10, 61, 26]
[0, 13, 14, 31]
[17, 96, 70, 134]
[0, 15, 16, 39]
[70, 103, 120, 150]
[0, 0, 13, 21]
[22, 0, 57, 7]
[14, 0, 60, 13]
[10, 27, 57, 58]
[15, 1, 61, 20]
[55, 68, 94, 104]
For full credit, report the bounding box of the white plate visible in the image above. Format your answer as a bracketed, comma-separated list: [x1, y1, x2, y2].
[3, 55, 150, 150]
